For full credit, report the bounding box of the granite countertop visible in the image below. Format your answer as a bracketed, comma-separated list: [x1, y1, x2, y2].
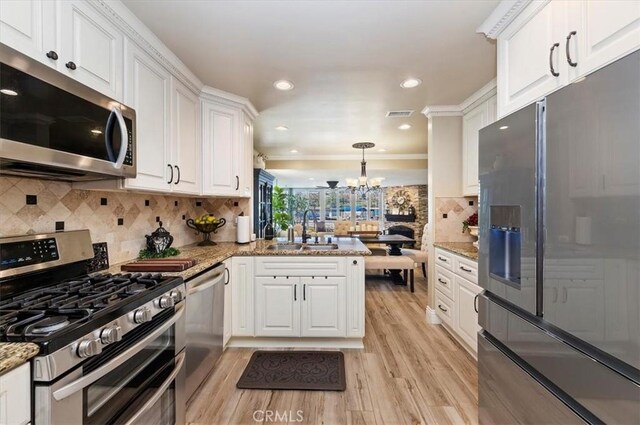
[0, 343, 39, 375]
[104, 237, 371, 281]
[433, 242, 478, 261]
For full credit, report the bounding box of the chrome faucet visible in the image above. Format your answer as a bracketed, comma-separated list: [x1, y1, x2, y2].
[301, 209, 318, 243]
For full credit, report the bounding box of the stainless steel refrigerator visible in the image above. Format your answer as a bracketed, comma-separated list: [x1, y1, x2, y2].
[477, 50, 640, 424]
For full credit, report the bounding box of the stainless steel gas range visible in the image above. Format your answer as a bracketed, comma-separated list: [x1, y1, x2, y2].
[0, 230, 186, 425]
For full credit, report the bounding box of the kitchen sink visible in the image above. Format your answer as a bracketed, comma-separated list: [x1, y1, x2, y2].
[266, 243, 303, 250]
[302, 243, 340, 251]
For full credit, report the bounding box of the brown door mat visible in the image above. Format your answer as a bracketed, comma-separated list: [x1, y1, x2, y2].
[236, 351, 346, 391]
[121, 259, 196, 272]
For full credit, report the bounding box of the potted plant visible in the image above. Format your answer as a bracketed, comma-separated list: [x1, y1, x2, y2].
[272, 185, 291, 235]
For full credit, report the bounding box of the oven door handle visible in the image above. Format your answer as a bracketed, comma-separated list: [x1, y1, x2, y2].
[52, 303, 185, 401]
[121, 350, 186, 425]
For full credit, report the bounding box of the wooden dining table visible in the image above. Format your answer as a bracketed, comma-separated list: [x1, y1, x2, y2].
[355, 234, 416, 255]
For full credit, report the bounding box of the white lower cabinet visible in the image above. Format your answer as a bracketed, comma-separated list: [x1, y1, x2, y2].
[223, 258, 232, 347]
[255, 277, 300, 337]
[435, 248, 481, 355]
[301, 277, 346, 337]
[231, 257, 254, 337]
[0, 363, 30, 425]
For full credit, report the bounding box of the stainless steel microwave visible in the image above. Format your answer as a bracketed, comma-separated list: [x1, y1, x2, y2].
[0, 44, 136, 181]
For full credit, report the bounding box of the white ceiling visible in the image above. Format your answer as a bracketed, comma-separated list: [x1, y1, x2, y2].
[122, 0, 497, 158]
[269, 167, 427, 189]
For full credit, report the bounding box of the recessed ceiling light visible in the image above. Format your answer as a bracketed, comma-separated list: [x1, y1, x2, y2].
[499, 125, 509, 130]
[398, 123, 412, 130]
[275, 125, 289, 131]
[290, 149, 298, 153]
[0, 89, 18, 96]
[90, 129, 103, 135]
[273, 80, 294, 91]
[308, 177, 315, 180]
[400, 78, 422, 89]
[378, 148, 387, 152]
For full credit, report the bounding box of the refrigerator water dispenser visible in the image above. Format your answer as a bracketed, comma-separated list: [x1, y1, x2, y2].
[489, 206, 521, 287]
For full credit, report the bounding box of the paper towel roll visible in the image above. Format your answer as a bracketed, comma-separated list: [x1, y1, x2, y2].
[575, 216, 592, 245]
[237, 216, 251, 244]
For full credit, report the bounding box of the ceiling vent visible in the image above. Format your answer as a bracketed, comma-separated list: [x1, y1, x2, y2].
[386, 110, 414, 118]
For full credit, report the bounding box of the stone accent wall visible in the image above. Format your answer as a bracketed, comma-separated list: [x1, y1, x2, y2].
[383, 185, 428, 249]
[0, 177, 249, 264]
[434, 196, 478, 242]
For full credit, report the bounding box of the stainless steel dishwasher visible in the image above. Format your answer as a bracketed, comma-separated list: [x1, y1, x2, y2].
[185, 262, 226, 401]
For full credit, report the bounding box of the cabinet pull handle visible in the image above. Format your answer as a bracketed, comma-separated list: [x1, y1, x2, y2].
[46, 50, 58, 60]
[565, 31, 578, 67]
[303, 284, 306, 301]
[549, 43, 560, 77]
[167, 164, 173, 184]
[65, 61, 77, 70]
[438, 304, 448, 313]
[224, 268, 230, 285]
[474, 294, 479, 313]
[437, 278, 448, 285]
[562, 287, 568, 303]
[294, 284, 297, 301]
[174, 165, 180, 184]
[438, 256, 447, 262]
[552, 287, 558, 303]
[235, 176, 239, 190]
[459, 266, 472, 273]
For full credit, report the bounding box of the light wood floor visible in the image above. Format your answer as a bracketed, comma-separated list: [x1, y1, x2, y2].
[186, 270, 479, 425]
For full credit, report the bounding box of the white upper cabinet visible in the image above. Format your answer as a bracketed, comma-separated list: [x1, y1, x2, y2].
[0, 0, 56, 66]
[462, 101, 489, 196]
[241, 115, 254, 197]
[201, 101, 241, 196]
[58, 0, 124, 101]
[171, 77, 201, 195]
[497, 0, 567, 117]
[494, 0, 640, 118]
[123, 39, 171, 192]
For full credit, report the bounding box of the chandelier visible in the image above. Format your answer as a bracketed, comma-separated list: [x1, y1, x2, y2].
[345, 142, 384, 197]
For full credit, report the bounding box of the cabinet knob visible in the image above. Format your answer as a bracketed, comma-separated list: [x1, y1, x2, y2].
[353, 260, 358, 265]
[46, 50, 58, 60]
[65, 61, 77, 70]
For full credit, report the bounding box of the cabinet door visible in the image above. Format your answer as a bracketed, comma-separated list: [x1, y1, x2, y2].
[58, 0, 123, 100]
[171, 78, 200, 195]
[241, 117, 254, 197]
[0, 363, 30, 425]
[255, 277, 300, 337]
[123, 40, 171, 192]
[301, 277, 346, 337]
[454, 275, 482, 351]
[346, 257, 365, 338]
[202, 102, 240, 196]
[462, 102, 488, 196]
[0, 0, 56, 66]
[572, 1, 640, 79]
[231, 257, 254, 336]
[497, 0, 567, 117]
[223, 259, 232, 347]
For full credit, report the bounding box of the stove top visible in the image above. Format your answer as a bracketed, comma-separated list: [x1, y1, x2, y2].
[0, 272, 180, 343]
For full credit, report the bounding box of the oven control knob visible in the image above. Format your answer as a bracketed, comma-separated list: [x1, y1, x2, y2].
[133, 307, 152, 324]
[170, 289, 183, 303]
[158, 294, 175, 309]
[77, 338, 102, 358]
[100, 325, 122, 344]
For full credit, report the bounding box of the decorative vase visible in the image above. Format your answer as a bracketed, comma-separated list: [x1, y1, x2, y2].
[468, 226, 479, 248]
[145, 222, 174, 253]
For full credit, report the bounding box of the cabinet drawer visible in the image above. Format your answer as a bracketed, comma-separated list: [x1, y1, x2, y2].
[435, 265, 455, 300]
[255, 257, 346, 277]
[435, 249, 454, 270]
[435, 290, 455, 327]
[455, 256, 478, 283]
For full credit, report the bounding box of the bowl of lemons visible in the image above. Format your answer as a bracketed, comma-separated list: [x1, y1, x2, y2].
[186, 214, 227, 246]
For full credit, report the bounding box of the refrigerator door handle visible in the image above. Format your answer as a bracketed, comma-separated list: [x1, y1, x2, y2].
[552, 287, 558, 303]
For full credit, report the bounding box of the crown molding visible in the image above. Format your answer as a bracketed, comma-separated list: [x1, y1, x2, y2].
[476, 0, 533, 39]
[93, 1, 204, 94]
[422, 78, 497, 118]
[267, 153, 428, 161]
[201, 86, 259, 120]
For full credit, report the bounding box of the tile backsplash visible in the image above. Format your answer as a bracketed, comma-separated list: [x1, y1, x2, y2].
[0, 177, 249, 264]
[434, 196, 478, 243]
